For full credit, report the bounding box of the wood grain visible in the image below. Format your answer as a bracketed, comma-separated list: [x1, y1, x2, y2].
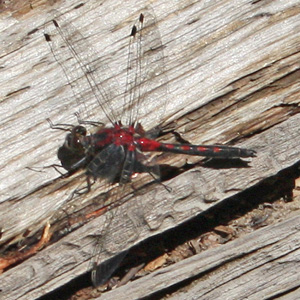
[100, 215, 300, 300]
[0, 0, 300, 299]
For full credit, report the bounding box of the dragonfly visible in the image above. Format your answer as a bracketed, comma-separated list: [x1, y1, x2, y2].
[44, 10, 256, 287]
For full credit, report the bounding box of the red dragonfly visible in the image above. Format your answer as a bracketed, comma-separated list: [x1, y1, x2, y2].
[44, 11, 255, 286]
[45, 13, 255, 187]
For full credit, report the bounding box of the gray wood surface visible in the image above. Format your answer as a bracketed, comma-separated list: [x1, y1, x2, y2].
[0, 0, 300, 299]
[100, 214, 300, 300]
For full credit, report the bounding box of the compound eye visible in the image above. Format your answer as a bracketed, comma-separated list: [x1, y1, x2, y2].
[64, 133, 72, 149]
[74, 126, 87, 136]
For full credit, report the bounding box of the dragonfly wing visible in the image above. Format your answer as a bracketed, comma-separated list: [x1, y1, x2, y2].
[121, 8, 168, 131]
[91, 249, 129, 287]
[44, 10, 121, 125]
[87, 144, 125, 183]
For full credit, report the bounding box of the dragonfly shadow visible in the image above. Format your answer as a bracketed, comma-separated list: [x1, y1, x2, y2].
[201, 158, 253, 169]
[158, 158, 252, 182]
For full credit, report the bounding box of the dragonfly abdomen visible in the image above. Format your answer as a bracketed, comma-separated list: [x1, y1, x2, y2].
[158, 143, 256, 158]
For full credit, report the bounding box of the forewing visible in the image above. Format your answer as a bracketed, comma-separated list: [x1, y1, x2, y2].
[121, 7, 168, 132]
[43, 10, 121, 125]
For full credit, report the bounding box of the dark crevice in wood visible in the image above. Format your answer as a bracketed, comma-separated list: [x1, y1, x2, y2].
[276, 103, 300, 108]
[74, 3, 84, 10]
[253, 12, 274, 18]
[229, 106, 300, 144]
[37, 271, 91, 300]
[27, 28, 39, 36]
[266, 285, 300, 300]
[5, 86, 31, 97]
[36, 161, 299, 299]
[251, 0, 264, 4]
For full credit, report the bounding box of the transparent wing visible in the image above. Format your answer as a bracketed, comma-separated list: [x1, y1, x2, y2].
[44, 8, 168, 132]
[91, 249, 129, 287]
[44, 8, 167, 287]
[121, 7, 168, 132]
[86, 144, 125, 183]
[43, 10, 121, 125]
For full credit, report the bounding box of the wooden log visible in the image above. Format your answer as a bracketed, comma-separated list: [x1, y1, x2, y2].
[0, 0, 299, 299]
[100, 215, 300, 300]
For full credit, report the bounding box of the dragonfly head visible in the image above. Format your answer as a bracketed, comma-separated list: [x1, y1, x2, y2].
[57, 125, 88, 171]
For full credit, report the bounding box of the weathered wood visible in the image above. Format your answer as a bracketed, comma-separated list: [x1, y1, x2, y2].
[1, 114, 299, 299]
[0, 0, 300, 299]
[99, 214, 300, 300]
